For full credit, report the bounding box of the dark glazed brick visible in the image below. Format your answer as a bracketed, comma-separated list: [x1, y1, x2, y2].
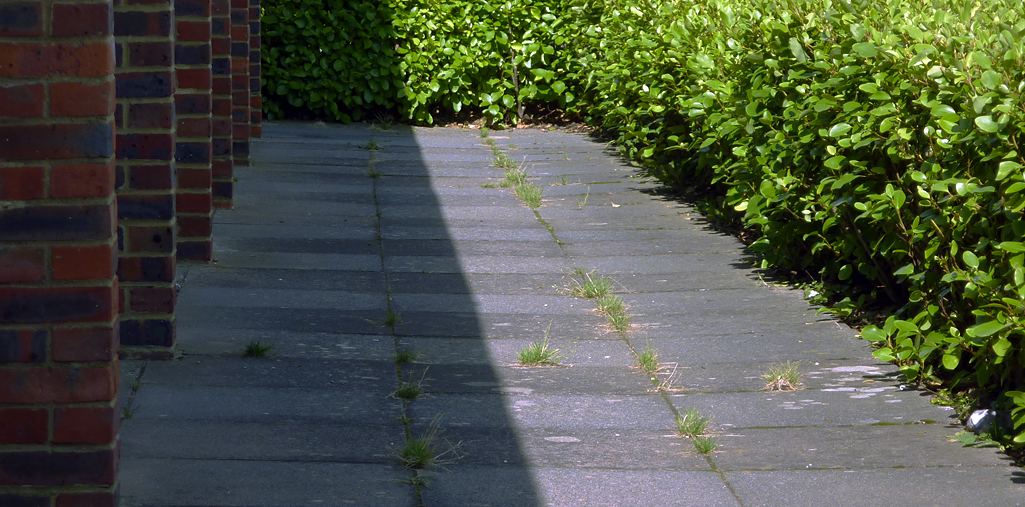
[0, 494, 48, 507]
[175, 0, 209, 16]
[230, 41, 248, 57]
[116, 134, 174, 161]
[175, 94, 211, 115]
[117, 195, 175, 221]
[177, 241, 212, 261]
[120, 319, 174, 346]
[0, 288, 114, 324]
[0, 205, 112, 242]
[0, 123, 113, 160]
[115, 72, 173, 99]
[212, 181, 233, 199]
[211, 138, 231, 156]
[175, 45, 211, 65]
[175, 143, 210, 164]
[0, 3, 42, 36]
[211, 18, 227, 35]
[211, 58, 229, 75]
[113, 11, 171, 37]
[0, 329, 46, 362]
[0, 450, 116, 486]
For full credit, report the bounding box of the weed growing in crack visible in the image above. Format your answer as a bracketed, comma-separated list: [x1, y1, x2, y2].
[576, 186, 590, 208]
[243, 339, 274, 358]
[515, 182, 543, 209]
[479, 127, 490, 138]
[121, 405, 138, 420]
[518, 323, 564, 366]
[597, 294, 630, 331]
[637, 347, 659, 375]
[394, 349, 421, 364]
[762, 361, 803, 391]
[359, 141, 381, 151]
[675, 407, 709, 437]
[368, 167, 382, 178]
[504, 168, 527, 185]
[569, 272, 612, 299]
[382, 310, 401, 329]
[392, 370, 428, 401]
[552, 175, 568, 186]
[494, 152, 516, 169]
[397, 420, 462, 469]
[693, 436, 718, 454]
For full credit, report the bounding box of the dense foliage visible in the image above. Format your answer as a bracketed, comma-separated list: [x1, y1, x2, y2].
[262, 0, 1025, 446]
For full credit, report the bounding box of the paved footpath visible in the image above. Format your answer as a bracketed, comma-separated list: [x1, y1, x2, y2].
[119, 122, 1024, 507]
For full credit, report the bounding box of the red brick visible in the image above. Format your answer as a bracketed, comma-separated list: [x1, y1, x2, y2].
[211, 98, 231, 117]
[0, 2, 43, 36]
[251, 125, 262, 138]
[0, 286, 116, 325]
[51, 163, 115, 199]
[54, 407, 118, 444]
[51, 81, 116, 117]
[129, 287, 175, 313]
[52, 326, 117, 362]
[0, 122, 114, 160]
[230, 0, 248, 9]
[0, 83, 43, 118]
[126, 226, 174, 253]
[0, 166, 45, 199]
[0, 329, 46, 363]
[52, 244, 116, 281]
[212, 0, 229, 15]
[127, 41, 173, 67]
[125, 102, 174, 129]
[0, 248, 45, 283]
[175, 192, 212, 214]
[0, 366, 116, 403]
[56, 492, 117, 507]
[0, 448, 117, 486]
[0, 408, 47, 444]
[230, 59, 248, 75]
[211, 160, 232, 179]
[177, 167, 211, 189]
[177, 68, 211, 91]
[177, 117, 211, 138]
[0, 42, 114, 78]
[127, 164, 174, 190]
[177, 215, 212, 237]
[52, 3, 112, 37]
[177, 20, 211, 42]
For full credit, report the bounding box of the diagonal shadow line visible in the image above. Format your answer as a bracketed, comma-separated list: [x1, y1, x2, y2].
[116, 121, 544, 507]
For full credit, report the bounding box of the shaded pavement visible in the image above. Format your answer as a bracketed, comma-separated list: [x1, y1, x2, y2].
[119, 122, 1024, 506]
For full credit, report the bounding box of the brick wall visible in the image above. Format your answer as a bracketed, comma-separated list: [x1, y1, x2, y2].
[114, 0, 178, 357]
[0, 1, 121, 505]
[229, 0, 249, 168]
[210, 0, 233, 209]
[248, 0, 260, 138]
[174, 0, 214, 261]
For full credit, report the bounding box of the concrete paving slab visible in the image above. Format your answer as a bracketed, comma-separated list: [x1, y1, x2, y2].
[723, 467, 1025, 507]
[712, 424, 1007, 471]
[121, 419, 403, 463]
[381, 225, 551, 241]
[140, 356, 396, 389]
[180, 266, 386, 292]
[387, 272, 563, 295]
[205, 251, 382, 271]
[409, 393, 674, 430]
[395, 336, 635, 367]
[176, 328, 396, 360]
[176, 306, 390, 335]
[384, 255, 568, 274]
[404, 363, 655, 395]
[390, 293, 591, 316]
[666, 390, 957, 429]
[422, 468, 740, 507]
[119, 459, 417, 507]
[179, 288, 388, 311]
[382, 239, 563, 258]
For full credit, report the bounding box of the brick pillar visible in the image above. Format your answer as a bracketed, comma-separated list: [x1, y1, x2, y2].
[211, 0, 233, 208]
[0, 1, 121, 505]
[174, 0, 214, 261]
[248, 0, 261, 138]
[230, 0, 250, 167]
[114, 0, 178, 358]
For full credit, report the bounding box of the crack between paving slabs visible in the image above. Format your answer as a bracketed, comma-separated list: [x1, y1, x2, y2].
[490, 134, 749, 507]
[368, 140, 427, 506]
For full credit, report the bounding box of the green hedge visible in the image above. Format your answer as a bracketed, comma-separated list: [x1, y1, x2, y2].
[262, 0, 1025, 445]
[261, 0, 589, 124]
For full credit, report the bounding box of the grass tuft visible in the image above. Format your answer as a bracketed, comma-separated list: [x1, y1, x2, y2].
[693, 436, 718, 454]
[243, 339, 274, 358]
[762, 360, 803, 391]
[569, 272, 612, 299]
[382, 310, 401, 328]
[515, 182, 543, 209]
[597, 294, 631, 331]
[397, 420, 462, 469]
[637, 347, 659, 375]
[394, 349, 420, 364]
[675, 407, 709, 437]
[518, 324, 564, 366]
